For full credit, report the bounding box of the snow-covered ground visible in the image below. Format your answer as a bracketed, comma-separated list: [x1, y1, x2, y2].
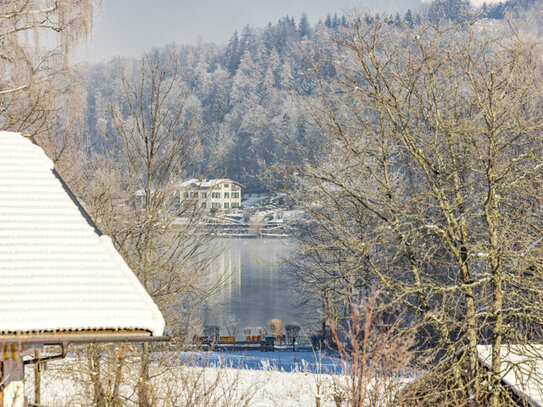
[242, 193, 287, 208]
[24, 349, 410, 406]
[242, 193, 271, 207]
[25, 353, 347, 406]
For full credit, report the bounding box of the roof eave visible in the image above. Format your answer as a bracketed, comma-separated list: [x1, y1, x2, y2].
[0, 331, 170, 345]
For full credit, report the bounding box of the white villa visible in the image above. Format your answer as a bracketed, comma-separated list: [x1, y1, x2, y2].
[179, 178, 244, 213]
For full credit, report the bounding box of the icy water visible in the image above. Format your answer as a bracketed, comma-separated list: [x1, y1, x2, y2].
[179, 350, 343, 374]
[202, 238, 314, 339]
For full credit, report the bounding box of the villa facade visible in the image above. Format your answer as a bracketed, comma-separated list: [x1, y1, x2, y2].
[179, 178, 244, 212]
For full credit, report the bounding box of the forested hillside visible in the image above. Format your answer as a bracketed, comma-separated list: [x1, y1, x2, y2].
[81, 0, 540, 192]
[83, 16, 337, 191]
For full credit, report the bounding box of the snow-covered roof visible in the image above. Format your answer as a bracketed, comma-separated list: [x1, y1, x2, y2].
[478, 345, 543, 406]
[178, 178, 245, 189]
[0, 131, 165, 337]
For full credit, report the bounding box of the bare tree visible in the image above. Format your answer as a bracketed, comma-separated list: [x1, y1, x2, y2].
[279, 16, 543, 405]
[328, 291, 415, 407]
[77, 51, 225, 406]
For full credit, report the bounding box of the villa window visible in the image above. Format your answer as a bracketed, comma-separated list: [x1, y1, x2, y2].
[224, 192, 229, 199]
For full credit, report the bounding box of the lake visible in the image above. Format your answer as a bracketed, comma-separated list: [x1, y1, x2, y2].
[202, 238, 314, 340]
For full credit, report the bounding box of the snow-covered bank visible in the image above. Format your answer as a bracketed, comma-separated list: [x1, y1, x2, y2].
[25, 356, 346, 406]
[24, 349, 412, 406]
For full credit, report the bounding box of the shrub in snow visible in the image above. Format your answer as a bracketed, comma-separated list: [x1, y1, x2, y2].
[285, 324, 301, 345]
[222, 316, 240, 338]
[268, 319, 283, 342]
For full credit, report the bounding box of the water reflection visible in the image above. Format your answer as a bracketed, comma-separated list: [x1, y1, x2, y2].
[203, 238, 311, 338]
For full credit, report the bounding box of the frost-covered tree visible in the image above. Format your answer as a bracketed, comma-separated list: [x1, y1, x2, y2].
[427, 0, 471, 22]
[0, 0, 99, 138]
[298, 12, 311, 37]
[224, 31, 241, 73]
[280, 16, 543, 406]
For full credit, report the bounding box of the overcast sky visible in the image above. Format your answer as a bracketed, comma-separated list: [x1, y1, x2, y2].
[80, 0, 501, 63]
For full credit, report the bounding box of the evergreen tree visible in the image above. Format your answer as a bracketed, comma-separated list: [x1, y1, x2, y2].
[289, 16, 296, 30]
[481, 3, 489, 17]
[404, 9, 414, 28]
[295, 116, 307, 143]
[332, 12, 340, 28]
[224, 31, 241, 73]
[274, 17, 296, 52]
[325, 13, 332, 28]
[203, 67, 230, 124]
[298, 12, 311, 38]
[263, 23, 275, 51]
[239, 25, 256, 56]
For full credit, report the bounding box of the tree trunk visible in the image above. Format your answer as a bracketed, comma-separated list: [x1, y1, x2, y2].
[138, 342, 151, 407]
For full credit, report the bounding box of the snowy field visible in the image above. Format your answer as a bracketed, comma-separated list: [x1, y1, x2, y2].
[32, 366, 343, 406]
[25, 354, 346, 406]
[24, 349, 411, 405]
[22, 349, 374, 406]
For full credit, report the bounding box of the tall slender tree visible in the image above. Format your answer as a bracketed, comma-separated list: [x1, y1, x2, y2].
[298, 12, 311, 38]
[107, 51, 221, 406]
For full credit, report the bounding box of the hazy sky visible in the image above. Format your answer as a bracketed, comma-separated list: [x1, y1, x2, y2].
[81, 0, 422, 62]
[81, 0, 503, 62]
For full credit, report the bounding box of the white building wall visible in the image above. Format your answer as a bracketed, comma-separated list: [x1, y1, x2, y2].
[179, 180, 243, 212]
